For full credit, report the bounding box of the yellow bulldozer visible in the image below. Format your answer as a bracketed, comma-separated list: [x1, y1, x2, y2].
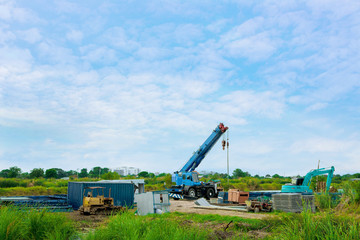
[78, 186, 124, 215]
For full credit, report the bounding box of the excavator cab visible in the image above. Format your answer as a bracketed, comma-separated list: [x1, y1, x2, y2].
[291, 177, 304, 186]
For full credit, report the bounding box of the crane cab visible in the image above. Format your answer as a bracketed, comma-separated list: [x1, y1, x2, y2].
[172, 172, 200, 186]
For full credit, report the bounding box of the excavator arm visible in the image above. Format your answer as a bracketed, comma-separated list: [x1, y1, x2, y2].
[281, 166, 335, 193]
[302, 166, 335, 192]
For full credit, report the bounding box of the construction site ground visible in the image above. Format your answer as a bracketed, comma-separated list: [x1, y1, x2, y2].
[169, 199, 270, 220]
[66, 198, 270, 233]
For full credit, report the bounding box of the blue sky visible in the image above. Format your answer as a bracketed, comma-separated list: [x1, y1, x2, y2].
[0, 0, 359, 176]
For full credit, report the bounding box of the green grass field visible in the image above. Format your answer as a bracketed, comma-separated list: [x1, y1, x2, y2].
[1, 206, 359, 240]
[1, 177, 359, 239]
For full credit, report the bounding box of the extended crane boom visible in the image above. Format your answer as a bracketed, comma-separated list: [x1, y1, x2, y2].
[168, 123, 228, 200]
[180, 123, 228, 173]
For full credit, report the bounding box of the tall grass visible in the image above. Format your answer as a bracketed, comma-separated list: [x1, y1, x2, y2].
[0, 206, 76, 240]
[273, 209, 360, 239]
[315, 192, 340, 210]
[0, 206, 23, 240]
[85, 212, 211, 240]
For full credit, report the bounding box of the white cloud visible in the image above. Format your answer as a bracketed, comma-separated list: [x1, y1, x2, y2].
[0, 107, 53, 125]
[101, 27, 138, 51]
[81, 46, 117, 64]
[0, 0, 38, 22]
[0, 47, 33, 74]
[66, 30, 83, 43]
[206, 19, 230, 33]
[17, 28, 42, 43]
[174, 24, 204, 45]
[224, 32, 277, 61]
[219, 90, 286, 118]
[0, 26, 16, 44]
[306, 102, 328, 112]
[290, 137, 356, 153]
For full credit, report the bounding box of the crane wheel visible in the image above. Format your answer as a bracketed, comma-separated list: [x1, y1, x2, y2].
[188, 188, 196, 198]
[206, 188, 215, 199]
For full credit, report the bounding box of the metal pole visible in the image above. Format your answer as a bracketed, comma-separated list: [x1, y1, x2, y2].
[316, 160, 320, 192]
[227, 131, 229, 184]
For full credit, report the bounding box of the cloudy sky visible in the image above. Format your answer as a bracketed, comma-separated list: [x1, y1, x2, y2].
[0, 0, 359, 176]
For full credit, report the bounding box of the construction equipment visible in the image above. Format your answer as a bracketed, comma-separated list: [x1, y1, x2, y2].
[281, 166, 335, 193]
[245, 197, 273, 213]
[78, 187, 124, 215]
[168, 123, 228, 200]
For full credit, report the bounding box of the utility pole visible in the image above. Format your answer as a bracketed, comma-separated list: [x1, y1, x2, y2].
[316, 160, 320, 192]
[227, 131, 230, 184]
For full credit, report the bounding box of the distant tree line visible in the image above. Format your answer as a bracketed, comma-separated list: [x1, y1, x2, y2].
[1, 166, 360, 181]
[0, 166, 117, 179]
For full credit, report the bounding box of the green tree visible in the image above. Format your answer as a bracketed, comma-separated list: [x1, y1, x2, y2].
[164, 173, 173, 188]
[101, 168, 110, 174]
[138, 171, 149, 178]
[30, 168, 44, 178]
[101, 172, 120, 180]
[78, 168, 88, 178]
[8, 166, 21, 178]
[45, 168, 57, 179]
[272, 174, 281, 178]
[232, 168, 250, 178]
[0, 169, 10, 178]
[21, 172, 30, 179]
[66, 170, 77, 177]
[53, 168, 66, 179]
[353, 173, 360, 178]
[89, 167, 104, 178]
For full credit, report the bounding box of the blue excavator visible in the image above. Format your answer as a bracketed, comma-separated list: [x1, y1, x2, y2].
[168, 123, 228, 200]
[281, 166, 335, 193]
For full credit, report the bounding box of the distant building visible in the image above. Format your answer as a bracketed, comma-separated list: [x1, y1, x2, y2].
[114, 166, 141, 176]
[128, 167, 140, 176]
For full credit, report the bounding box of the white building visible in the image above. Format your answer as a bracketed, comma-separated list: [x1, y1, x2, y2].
[114, 166, 141, 176]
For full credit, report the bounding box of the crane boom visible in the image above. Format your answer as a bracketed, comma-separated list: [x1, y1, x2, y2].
[168, 123, 228, 200]
[180, 123, 228, 172]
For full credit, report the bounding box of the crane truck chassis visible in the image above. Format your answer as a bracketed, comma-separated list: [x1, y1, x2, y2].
[168, 123, 228, 200]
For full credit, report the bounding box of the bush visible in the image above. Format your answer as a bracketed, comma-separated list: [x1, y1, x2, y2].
[0, 179, 19, 188]
[0, 186, 67, 196]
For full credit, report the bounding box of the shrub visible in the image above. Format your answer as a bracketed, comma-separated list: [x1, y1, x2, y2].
[0, 179, 19, 188]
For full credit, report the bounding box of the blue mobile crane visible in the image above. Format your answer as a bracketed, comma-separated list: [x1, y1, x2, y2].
[168, 123, 228, 200]
[281, 166, 335, 193]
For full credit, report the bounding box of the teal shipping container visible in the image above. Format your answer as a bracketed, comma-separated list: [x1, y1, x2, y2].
[68, 182, 134, 210]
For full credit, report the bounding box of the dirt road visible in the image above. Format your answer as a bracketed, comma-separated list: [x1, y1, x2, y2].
[170, 199, 270, 219]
